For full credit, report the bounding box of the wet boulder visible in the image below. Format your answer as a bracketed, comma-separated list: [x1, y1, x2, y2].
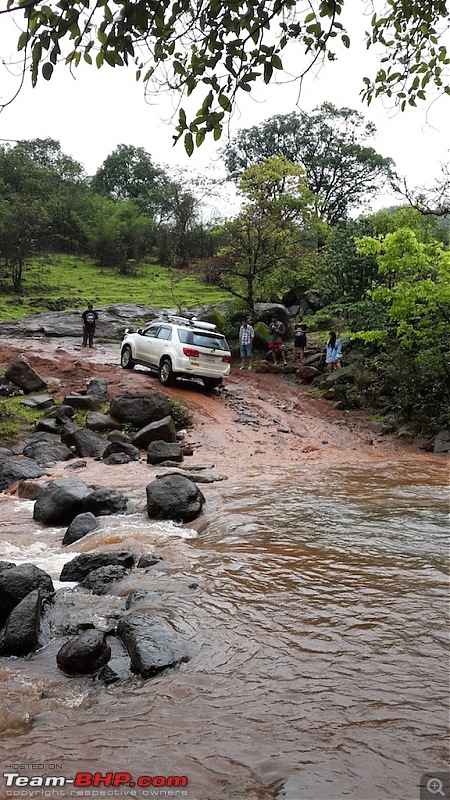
[146, 473, 204, 522]
[60, 427, 108, 458]
[80, 565, 130, 594]
[63, 392, 102, 412]
[35, 417, 70, 435]
[0, 564, 54, 626]
[22, 440, 73, 466]
[20, 394, 55, 411]
[85, 378, 108, 405]
[4, 359, 47, 393]
[132, 415, 177, 450]
[62, 512, 99, 546]
[56, 630, 111, 675]
[60, 551, 135, 582]
[117, 612, 190, 679]
[82, 486, 128, 516]
[44, 404, 75, 421]
[0, 455, 47, 492]
[102, 441, 140, 461]
[137, 554, 162, 568]
[33, 478, 91, 525]
[147, 441, 183, 465]
[11, 430, 60, 456]
[434, 429, 450, 455]
[297, 365, 321, 382]
[86, 412, 122, 434]
[0, 589, 42, 656]
[109, 392, 171, 429]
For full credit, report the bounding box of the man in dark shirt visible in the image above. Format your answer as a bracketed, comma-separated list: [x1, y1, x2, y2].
[81, 303, 98, 348]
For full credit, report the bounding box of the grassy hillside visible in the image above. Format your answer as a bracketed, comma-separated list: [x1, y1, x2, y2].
[0, 254, 230, 322]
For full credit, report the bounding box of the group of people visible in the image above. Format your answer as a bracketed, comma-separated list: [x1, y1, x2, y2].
[238, 316, 342, 371]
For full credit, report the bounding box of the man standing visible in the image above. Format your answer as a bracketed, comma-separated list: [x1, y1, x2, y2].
[81, 303, 98, 348]
[269, 315, 287, 365]
[239, 319, 255, 370]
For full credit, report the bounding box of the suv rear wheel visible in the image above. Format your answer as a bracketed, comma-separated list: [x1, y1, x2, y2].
[121, 346, 135, 370]
[159, 357, 176, 386]
[203, 377, 222, 391]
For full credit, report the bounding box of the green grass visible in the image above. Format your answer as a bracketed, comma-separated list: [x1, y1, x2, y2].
[0, 396, 46, 446]
[0, 253, 231, 323]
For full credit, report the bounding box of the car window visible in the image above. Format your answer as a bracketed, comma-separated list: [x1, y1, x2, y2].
[143, 326, 160, 338]
[178, 329, 229, 351]
[157, 326, 172, 340]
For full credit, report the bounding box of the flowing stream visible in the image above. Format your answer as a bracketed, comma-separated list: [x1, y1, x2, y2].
[0, 458, 448, 800]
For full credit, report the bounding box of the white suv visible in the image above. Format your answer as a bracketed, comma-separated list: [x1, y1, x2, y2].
[120, 315, 232, 390]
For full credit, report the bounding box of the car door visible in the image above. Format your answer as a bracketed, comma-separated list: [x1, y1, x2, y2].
[151, 325, 173, 366]
[135, 324, 160, 364]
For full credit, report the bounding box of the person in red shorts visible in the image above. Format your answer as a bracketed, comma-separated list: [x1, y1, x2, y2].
[268, 315, 287, 365]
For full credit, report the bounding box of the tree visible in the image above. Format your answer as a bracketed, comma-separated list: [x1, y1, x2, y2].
[224, 105, 394, 225]
[83, 195, 153, 273]
[393, 164, 450, 218]
[91, 144, 165, 216]
[4, 1, 449, 152]
[0, 145, 53, 291]
[197, 156, 317, 312]
[354, 227, 450, 426]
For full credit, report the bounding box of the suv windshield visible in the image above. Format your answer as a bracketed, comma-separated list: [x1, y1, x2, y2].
[178, 329, 229, 351]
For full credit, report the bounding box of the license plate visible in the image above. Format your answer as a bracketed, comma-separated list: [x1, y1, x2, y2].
[203, 356, 216, 363]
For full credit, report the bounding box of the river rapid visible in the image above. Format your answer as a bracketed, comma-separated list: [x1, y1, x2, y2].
[0, 456, 447, 800]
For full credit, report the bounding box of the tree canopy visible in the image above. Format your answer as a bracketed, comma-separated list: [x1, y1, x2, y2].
[224, 104, 394, 225]
[91, 144, 165, 216]
[4, 0, 449, 152]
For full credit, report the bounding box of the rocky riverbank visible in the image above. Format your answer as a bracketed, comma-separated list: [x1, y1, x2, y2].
[0, 326, 445, 685]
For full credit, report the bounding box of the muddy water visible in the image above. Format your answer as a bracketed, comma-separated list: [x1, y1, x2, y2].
[0, 459, 448, 800]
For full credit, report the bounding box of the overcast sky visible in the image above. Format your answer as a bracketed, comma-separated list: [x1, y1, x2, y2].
[0, 5, 448, 214]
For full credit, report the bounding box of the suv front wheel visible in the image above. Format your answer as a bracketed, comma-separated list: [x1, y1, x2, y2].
[159, 357, 176, 386]
[121, 346, 135, 370]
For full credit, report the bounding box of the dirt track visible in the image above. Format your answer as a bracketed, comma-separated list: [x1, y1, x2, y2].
[0, 336, 420, 479]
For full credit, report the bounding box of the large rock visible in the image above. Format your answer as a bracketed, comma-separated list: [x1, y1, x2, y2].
[85, 378, 108, 405]
[0, 305, 175, 340]
[133, 415, 177, 449]
[146, 473, 204, 522]
[60, 427, 108, 458]
[110, 392, 171, 429]
[82, 487, 129, 516]
[297, 365, 321, 382]
[22, 440, 73, 466]
[56, 630, 111, 675]
[434, 429, 450, 454]
[254, 303, 292, 337]
[117, 613, 190, 679]
[62, 512, 99, 546]
[20, 394, 55, 410]
[0, 563, 54, 626]
[0, 455, 46, 492]
[33, 479, 91, 525]
[44, 404, 75, 421]
[86, 413, 122, 434]
[147, 441, 183, 465]
[60, 551, 135, 582]
[80, 565, 129, 594]
[63, 392, 102, 412]
[4, 359, 47, 393]
[102, 441, 140, 461]
[0, 589, 42, 656]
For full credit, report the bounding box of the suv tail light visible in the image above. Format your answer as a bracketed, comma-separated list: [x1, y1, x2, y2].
[222, 355, 232, 363]
[183, 347, 199, 358]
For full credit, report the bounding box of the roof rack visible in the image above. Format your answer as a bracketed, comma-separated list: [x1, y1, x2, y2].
[163, 314, 217, 331]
